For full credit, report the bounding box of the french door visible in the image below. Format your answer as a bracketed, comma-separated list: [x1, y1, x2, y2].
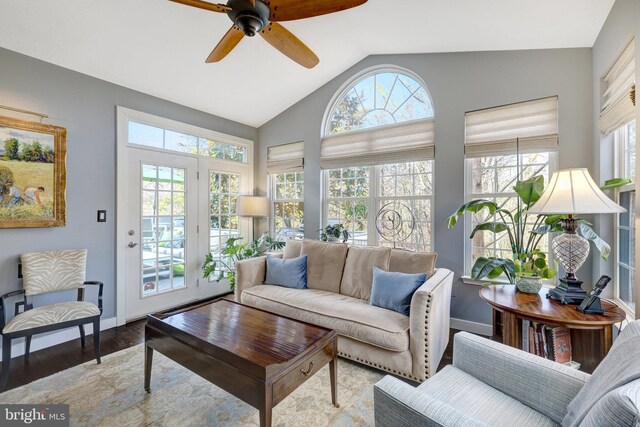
[124, 148, 199, 320]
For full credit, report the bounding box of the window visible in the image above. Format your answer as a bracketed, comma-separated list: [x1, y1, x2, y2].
[615, 120, 636, 314]
[322, 67, 435, 251]
[466, 153, 553, 270]
[128, 121, 248, 163]
[272, 172, 304, 240]
[463, 96, 559, 276]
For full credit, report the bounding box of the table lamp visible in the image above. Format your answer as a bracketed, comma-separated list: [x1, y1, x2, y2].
[527, 168, 625, 304]
[236, 195, 270, 237]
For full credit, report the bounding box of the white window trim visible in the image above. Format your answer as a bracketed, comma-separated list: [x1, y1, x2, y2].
[321, 162, 435, 251]
[462, 152, 558, 279]
[269, 172, 304, 239]
[613, 123, 636, 317]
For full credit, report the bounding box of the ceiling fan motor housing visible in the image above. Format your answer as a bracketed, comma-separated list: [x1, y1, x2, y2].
[227, 0, 270, 37]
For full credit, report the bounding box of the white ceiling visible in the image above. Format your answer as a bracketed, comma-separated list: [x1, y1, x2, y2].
[0, 0, 614, 127]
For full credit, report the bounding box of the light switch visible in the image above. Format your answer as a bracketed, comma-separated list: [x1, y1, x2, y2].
[97, 210, 107, 222]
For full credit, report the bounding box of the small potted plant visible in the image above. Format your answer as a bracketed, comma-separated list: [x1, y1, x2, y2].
[319, 223, 349, 243]
[513, 250, 557, 293]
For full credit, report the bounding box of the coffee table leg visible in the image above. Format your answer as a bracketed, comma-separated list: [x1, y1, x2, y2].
[260, 386, 272, 427]
[144, 345, 153, 393]
[330, 357, 339, 408]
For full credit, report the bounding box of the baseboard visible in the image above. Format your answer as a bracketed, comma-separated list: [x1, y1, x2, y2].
[450, 317, 492, 336]
[0, 317, 117, 361]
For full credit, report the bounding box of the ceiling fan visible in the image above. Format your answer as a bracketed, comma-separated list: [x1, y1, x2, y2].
[170, 0, 368, 68]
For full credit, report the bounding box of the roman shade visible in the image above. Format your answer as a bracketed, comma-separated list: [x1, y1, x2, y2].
[464, 96, 559, 158]
[266, 141, 304, 173]
[599, 38, 636, 135]
[320, 119, 435, 169]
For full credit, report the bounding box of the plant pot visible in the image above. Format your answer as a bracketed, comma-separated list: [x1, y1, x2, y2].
[516, 276, 543, 294]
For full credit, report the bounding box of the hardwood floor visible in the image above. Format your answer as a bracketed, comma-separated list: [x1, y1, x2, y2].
[1, 319, 461, 393]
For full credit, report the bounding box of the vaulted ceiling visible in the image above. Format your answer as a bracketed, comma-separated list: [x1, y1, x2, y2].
[0, 0, 614, 127]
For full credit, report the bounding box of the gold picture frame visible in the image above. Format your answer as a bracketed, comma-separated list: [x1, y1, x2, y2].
[0, 114, 66, 228]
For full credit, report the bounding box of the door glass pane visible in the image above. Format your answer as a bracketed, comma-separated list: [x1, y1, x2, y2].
[140, 164, 188, 296]
[209, 172, 240, 280]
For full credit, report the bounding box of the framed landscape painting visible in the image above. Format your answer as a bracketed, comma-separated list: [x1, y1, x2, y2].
[0, 115, 66, 228]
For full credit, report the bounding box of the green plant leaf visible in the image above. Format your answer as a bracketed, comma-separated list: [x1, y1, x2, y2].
[447, 199, 499, 229]
[578, 223, 611, 260]
[541, 268, 557, 279]
[469, 222, 509, 239]
[514, 175, 545, 207]
[601, 178, 632, 190]
[471, 257, 515, 283]
[534, 257, 547, 269]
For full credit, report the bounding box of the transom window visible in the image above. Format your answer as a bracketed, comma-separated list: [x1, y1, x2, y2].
[128, 121, 248, 163]
[326, 70, 434, 135]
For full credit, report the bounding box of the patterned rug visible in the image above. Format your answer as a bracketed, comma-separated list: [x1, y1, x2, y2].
[0, 344, 385, 426]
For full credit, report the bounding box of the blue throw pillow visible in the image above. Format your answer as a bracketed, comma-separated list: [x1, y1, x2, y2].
[265, 254, 308, 289]
[370, 267, 428, 316]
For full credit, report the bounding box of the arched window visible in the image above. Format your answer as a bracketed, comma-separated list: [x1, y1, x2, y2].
[326, 70, 434, 135]
[321, 66, 435, 252]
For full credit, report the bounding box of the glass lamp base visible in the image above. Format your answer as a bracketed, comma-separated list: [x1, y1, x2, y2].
[547, 277, 588, 305]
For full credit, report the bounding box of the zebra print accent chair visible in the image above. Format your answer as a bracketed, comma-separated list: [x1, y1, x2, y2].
[0, 249, 103, 392]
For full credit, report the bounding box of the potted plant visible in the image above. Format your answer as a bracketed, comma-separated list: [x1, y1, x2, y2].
[319, 223, 349, 243]
[202, 234, 285, 291]
[447, 175, 628, 285]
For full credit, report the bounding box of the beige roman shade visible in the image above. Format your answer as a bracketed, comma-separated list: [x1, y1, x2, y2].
[599, 38, 636, 135]
[320, 119, 435, 169]
[266, 141, 304, 173]
[464, 96, 559, 158]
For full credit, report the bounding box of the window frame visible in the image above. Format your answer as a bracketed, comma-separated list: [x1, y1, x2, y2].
[613, 120, 636, 317]
[463, 152, 558, 278]
[321, 161, 435, 251]
[269, 171, 304, 240]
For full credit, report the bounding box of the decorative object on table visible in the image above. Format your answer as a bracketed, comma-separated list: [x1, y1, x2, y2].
[202, 234, 285, 291]
[0, 114, 66, 228]
[528, 169, 625, 304]
[448, 175, 557, 284]
[577, 275, 612, 315]
[319, 223, 349, 243]
[375, 202, 415, 248]
[515, 275, 543, 294]
[236, 195, 270, 236]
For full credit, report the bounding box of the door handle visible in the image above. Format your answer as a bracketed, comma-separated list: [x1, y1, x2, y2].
[128, 242, 138, 248]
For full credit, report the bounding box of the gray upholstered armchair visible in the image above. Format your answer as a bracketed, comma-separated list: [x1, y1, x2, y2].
[0, 249, 103, 391]
[374, 323, 640, 426]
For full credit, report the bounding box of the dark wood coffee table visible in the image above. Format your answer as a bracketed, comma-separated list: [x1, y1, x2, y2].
[144, 299, 338, 427]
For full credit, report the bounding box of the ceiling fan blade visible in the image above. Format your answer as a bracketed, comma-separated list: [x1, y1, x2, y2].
[268, 0, 367, 21]
[248, 0, 255, 6]
[206, 25, 245, 63]
[260, 23, 319, 69]
[169, 0, 231, 14]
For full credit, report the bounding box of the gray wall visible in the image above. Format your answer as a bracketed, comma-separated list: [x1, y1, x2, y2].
[0, 47, 257, 319]
[592, 0, 640, 310]
[258, 48, 594, 325]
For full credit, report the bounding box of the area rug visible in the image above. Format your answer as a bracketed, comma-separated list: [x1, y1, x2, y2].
[0, 344, 385, 426]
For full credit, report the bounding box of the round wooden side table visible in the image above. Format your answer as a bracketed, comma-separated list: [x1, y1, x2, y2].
[479, 285, 626, 373]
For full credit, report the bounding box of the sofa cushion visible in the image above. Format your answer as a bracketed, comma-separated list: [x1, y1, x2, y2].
[265, 254, 307, 289]
[283, 239, 303, 259]
[300, 239, 348, 293]
[418, 365, 558, 426]
[340, 246, 391, 300]
[370, 267, 427, 316]
[390, 250, 437, 276]
[241, 285, 410, 352]
[3, 301, 100, 334]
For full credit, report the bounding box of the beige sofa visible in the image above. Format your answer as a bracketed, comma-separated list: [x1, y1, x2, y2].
[235, 239, 454, 383]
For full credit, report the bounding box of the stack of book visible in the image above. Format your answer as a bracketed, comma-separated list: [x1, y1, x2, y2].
[521, 320, 580, 369]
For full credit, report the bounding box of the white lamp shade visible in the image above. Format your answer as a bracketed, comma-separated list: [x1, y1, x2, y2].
[236, 196, 270, 218]
[528, 168, 626, 215]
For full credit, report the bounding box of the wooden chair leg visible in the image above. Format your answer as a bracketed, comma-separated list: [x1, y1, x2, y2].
[79, 325, 86, 348]
[24, 336, 32, 363]
[1, 335, 11, 392]
[92, 318, 101, 364]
